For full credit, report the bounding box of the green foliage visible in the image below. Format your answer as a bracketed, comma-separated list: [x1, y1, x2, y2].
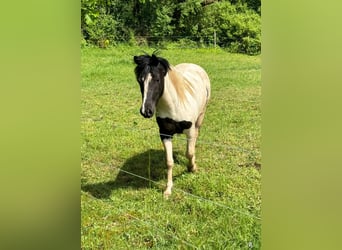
[81, 0, 99, 30]
[81, 0, 261, 54]
[151, 5, 175, 37]
[81, 0, 134, 47]
[201, 2, 261, 54]
[176, 0, 203, 36]
[85, 14, 117, 47]
[230, 0, 261, 13]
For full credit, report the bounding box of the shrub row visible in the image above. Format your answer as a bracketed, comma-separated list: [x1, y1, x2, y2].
[81, 1, 260, 55]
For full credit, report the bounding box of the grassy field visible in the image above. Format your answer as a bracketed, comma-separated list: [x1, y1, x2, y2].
[81, 46, 261, 249]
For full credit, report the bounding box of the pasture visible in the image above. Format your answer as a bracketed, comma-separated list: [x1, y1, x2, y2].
[81, 46, 261, 249]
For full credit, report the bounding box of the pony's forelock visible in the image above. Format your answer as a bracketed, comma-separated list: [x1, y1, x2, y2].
[134, 53, 170, 79]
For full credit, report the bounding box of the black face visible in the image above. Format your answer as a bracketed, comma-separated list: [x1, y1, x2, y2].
[138, 68, 164, 118]
[134, 54, 170, 118]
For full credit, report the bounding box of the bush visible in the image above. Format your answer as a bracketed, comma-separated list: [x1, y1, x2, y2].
[81, 1, 261, 54]
[84, 14, 118, 48]
[240, 36, 261, 55]
[201, 2, 260, 55]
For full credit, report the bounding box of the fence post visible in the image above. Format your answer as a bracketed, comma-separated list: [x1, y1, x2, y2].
[214, 31, 217, 48]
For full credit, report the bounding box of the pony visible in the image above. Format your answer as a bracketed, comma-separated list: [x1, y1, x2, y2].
[133, 53, 211, 196]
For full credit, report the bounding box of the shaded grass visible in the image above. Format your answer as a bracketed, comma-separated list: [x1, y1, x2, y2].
[81, 46, 261, 249]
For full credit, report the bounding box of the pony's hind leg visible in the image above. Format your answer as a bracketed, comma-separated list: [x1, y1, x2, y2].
[195, 111, 206, 128]
[187, 111, 207, 172]
[162, 138, 174, 197]
[186, 127, 198, 172]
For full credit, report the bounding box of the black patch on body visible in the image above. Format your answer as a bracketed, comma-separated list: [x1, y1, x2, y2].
[156, 117, 192, 140]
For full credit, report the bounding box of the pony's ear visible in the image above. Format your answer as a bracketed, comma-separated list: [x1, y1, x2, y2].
[133, 56, 140, 65]
[158, 57, 170, 75]
[150, 54, 159, 66]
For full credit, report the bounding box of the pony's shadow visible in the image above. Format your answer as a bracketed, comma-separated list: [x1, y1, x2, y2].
[82, 149, 185, 199]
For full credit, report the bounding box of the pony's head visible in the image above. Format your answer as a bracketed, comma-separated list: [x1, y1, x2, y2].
[134, 53, 170, 118]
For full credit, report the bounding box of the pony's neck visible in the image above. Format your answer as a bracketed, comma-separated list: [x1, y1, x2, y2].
[156, 66, 192, 118]
[167, 67, 194, 101]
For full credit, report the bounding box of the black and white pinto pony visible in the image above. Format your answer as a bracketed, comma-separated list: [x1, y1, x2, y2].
[133, 53, 211, 196]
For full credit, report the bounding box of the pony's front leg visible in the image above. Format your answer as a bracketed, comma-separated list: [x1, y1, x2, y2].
[186, 127, 199, 172]
[162, 138, 174, 197]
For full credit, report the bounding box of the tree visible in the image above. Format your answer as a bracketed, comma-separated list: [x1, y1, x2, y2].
[200, 1, 260, 54]
[81, 0, 261, 54]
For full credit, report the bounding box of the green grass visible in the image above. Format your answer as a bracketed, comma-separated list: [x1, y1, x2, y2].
[81, 46, 261, 249]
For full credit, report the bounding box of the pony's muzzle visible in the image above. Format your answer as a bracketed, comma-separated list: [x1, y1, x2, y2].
[140, 107, 154, 118]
